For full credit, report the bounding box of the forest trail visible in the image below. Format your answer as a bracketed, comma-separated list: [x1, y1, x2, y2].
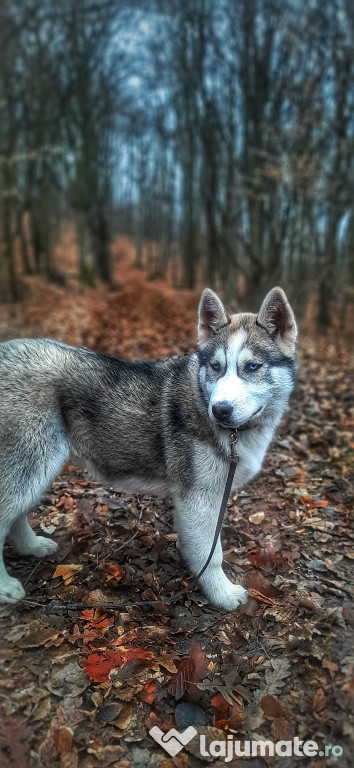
[0, 245, 353, 768]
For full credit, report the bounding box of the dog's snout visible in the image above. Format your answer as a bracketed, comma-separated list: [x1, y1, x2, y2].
[212, 402, 233, 423]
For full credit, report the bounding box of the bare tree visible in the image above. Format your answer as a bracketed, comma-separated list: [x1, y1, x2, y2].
[0, 0, 353, 327]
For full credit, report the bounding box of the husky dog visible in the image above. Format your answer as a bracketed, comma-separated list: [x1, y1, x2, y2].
[0, 287, 297, 608]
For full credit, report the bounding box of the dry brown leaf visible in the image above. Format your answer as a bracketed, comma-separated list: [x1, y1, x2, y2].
[261, 693, 288, 719]
[264, 658, 291, 695]
[168, 639, 207, 700]
[6, 619, 60, 648]
[249, 511, 265, 524]
[312, 687, 327, 711]
[53, 725, 73, 755]
[115, 702, 133, 730]
[0, 718, 31, 768]
[53, 563, 83, 584]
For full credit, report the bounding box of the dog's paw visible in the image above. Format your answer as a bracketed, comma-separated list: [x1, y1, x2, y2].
[212, 584, 248, 612]
[0, 576, 25, 605]
[27, 537, 58, 558]
[201, 574, 248, 611]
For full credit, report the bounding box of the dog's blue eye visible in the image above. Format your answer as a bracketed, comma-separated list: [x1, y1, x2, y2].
[245, 362, 262, 373]
[210, 361, 221, 372]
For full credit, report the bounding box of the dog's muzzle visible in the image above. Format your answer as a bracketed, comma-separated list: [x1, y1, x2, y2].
[212, 402, 233, 423]
[212, 404, 263, 429]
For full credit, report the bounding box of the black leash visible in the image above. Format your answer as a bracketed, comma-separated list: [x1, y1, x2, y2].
[186, 419, 256, 590]
[193, 428, 240, 583]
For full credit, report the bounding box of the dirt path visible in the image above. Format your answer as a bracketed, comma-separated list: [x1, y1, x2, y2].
[0, 250, 353, 767]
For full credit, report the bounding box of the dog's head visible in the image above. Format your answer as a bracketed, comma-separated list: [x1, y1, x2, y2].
[197, 287, 297, 429]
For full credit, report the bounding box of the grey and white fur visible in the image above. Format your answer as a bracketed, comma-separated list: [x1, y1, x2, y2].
[0, 287, 297, 609]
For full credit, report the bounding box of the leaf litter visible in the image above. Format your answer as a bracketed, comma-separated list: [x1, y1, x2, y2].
[0, 256, 353, 767]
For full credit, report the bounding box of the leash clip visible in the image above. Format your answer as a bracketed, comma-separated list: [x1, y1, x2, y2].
[230, 429, 240, 463]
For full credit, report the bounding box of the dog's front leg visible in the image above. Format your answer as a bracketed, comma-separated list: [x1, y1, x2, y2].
[173, 488, 248, 611]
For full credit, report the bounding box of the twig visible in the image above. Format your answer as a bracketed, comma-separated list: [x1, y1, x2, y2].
[64, 599, 168, 610]
[23, 559, 43, 587]
[0, 592, 171, 612]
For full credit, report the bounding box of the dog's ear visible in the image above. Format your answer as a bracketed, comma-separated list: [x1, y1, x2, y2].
[257, 287, 297, 355]
[198, 289, 229, 344]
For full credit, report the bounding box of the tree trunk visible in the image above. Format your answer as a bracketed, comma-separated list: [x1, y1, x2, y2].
[17, 208, 32, 275]
[90, 207, 112, 284]
[29, 207, 43, 273]
[317, 274, 331, 329]
[0, 198, 21, 302]
[77, 212, 96, 287]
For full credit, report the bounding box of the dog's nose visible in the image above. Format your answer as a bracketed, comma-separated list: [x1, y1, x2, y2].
[212, 402, 233, 423]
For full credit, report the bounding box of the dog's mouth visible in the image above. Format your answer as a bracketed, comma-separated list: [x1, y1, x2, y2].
[214, 405, 264, 430]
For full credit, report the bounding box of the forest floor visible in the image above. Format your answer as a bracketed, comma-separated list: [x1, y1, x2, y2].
[0, 236, 353, 768]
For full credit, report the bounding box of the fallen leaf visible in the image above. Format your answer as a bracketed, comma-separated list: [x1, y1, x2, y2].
[115, 702, 133, 730]
[264, 658, 291, 695]
[138, 681, 158, 704]
[119, 647, 155, 662]
[96, 703, 124, 725]
[210, 692, 229, 715]
[249, 511, 265, 524]
[300, 496, 328, 508]
[82, 649, 123, 683]
[81, 609, 114, 629]
[46, 661, 90, 697]
[58, 495, 75, 510]
[53, 564, 83, 585]
[0, 718, 31, 768]
[230, 700, 246, 729]
[53, 725, 73, 754]
[248, 571, 284, 598]
[248, 542, 283, 567]
[168, 639, 207, 700]
[313, 687, 326, 711]
[6, 619, 60, 649]
[261, 693, 288, 719]
[101, 563, 125, 584]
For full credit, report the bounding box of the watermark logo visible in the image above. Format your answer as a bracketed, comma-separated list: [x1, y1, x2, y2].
[149, 725, 198, 756]
[149, 728, 344, 761]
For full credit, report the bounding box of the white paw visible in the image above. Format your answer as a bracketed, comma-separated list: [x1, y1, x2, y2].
[28, 537, 58, 558]
[200, 573, 248, 611]
[0, 576, 25, 605]
[212, 584, 248, 612]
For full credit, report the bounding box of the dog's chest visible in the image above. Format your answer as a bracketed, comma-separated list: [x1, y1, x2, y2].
[193, 430, 271, 492]
[234, 431, 271, 487]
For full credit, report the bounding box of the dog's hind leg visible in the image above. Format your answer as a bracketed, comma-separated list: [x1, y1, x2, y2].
[9, 515, 59, 558]
[0, 526, 26, 604]
[0, 421, 69, 604]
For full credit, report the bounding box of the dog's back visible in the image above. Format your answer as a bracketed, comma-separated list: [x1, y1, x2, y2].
[0, 338, 180, 498]
[0, 338, 66, 407]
